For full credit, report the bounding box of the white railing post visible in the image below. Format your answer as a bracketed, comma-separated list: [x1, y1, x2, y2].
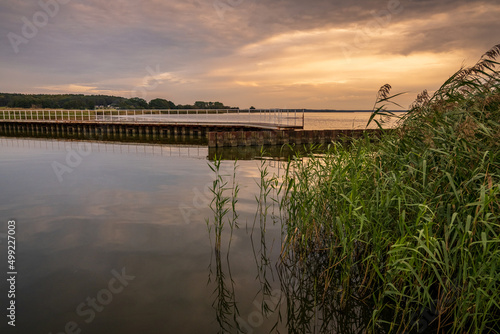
[36, 110, 38, 120]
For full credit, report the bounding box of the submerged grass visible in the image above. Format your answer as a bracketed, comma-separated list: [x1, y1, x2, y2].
[274, 45, 500, 333]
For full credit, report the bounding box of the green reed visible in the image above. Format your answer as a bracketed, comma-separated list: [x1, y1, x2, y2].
[207, 156, 241, 333]
[274, 45, 500, 333]
[251, 156, 276, 315]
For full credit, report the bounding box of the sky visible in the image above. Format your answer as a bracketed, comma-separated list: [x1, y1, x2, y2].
[0, 0, 499, 109]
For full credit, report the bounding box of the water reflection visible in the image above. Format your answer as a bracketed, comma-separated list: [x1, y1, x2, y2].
[1, 137, 330, 163]
[206, 159, 385, 334]
[1, 136, 385, 333]
[1, 136, 300, 334]
[0, 137, 225, 333]
[0, 137, 208, 159]
[208, 145, 325, 161]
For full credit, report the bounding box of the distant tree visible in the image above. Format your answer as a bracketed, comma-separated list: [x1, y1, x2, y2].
[128, 97, 148, 109]
[192, 101, 232, 109]
[0, 93, 239, 110]
[194, 101, 207, 109]
[149, 98, 175, 109]
[0, 94, 8, 107]
[249, 106, 256, 110]
[213, 102, 225, 109]
[176, 104, 194, 109]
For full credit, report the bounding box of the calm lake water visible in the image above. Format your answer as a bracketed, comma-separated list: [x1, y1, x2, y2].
[0, 138, 289, 334]
[304, 111, 402, 130]
[0, 112, 401, 333]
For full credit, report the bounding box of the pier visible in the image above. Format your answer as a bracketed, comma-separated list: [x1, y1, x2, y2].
[0, 109, 385, 147]
[0, 109, 303, 129]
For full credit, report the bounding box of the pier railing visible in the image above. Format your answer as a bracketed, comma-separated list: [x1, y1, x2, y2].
[0, 109, 304, 129]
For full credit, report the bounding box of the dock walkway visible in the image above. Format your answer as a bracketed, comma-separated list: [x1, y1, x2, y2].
[0, 109, 304, 130]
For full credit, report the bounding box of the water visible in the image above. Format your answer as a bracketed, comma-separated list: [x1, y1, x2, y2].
[304, 111, 403, 130]
[0, 112, 402, 333]
[0, 137, 290, 333]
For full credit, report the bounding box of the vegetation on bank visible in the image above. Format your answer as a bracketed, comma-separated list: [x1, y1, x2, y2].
[269, 45, 500, 332]
[0, 93, 235, 110]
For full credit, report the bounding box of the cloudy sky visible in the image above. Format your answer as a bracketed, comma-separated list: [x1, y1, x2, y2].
[1, 0, 499, 109]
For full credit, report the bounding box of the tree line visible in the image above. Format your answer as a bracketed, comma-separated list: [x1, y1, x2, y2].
[0, 93, 237, 110]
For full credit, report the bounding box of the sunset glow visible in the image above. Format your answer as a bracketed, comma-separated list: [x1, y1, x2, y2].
[1, 0, 499, 109]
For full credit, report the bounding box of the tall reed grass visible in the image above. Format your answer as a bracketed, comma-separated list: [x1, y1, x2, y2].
[208, 45, 500, 333]
[275, 45, 500, 333]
